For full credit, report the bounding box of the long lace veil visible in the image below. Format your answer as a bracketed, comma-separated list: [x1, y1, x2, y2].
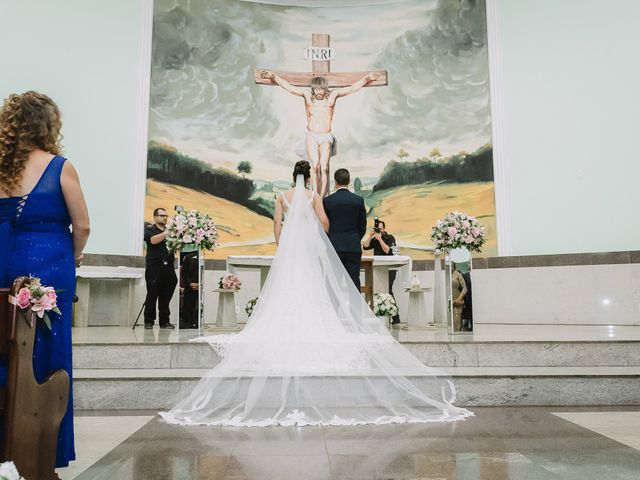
[161, 175, 472, 426]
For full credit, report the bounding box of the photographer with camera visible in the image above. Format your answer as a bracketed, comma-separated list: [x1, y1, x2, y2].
[143, 207, 177, 329]
[363, 217, 395, 255]
[362, 218, 401, 324]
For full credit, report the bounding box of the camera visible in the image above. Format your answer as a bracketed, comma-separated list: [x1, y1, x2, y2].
[374, 216, 380, 233]
[174, 205, 184, 213]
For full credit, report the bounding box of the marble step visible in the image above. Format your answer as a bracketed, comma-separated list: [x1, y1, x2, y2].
[73, 341, 640, 370]
[73, 366, 640, 409]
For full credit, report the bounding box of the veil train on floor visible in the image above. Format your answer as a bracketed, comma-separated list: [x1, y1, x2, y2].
[160, 175, 472, 427]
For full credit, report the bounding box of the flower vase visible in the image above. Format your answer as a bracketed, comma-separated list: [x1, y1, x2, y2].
[181, 243, 198, 253]
[377, 315, 391, 327]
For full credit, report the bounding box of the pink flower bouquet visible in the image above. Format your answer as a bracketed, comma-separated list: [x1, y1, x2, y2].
[431, 211, 485, 253]
[165, 210, 218, 253]
[218, 272, 242, 290]
[14, 277, 61, 330]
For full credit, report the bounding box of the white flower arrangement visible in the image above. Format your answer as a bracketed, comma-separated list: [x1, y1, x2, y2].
[0, 461, 24, 480]
[431, 211, 485, 253]
[373, 292, 398, 317]
[165, 210, 218, 252]
[245, 297, 258, 317]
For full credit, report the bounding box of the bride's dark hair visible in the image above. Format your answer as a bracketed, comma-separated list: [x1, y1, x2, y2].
[292, 160, 311, 182]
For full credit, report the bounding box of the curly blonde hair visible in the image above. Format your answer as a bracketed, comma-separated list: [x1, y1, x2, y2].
[0, 91, 63, 195]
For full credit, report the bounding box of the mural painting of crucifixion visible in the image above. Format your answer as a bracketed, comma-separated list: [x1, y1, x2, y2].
[255, 34, 388, 197]
[147, 0, 496, 258]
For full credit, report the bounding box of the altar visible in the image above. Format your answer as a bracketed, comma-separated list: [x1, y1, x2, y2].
[226, 255, 413, 321]
[75, 267, 143, 327]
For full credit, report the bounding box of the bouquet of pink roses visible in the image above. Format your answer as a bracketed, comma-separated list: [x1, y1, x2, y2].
[431, 211, 485, 253]
[165, 210, 218, 253]
[14, 277, 61, 330]
[218, 272, 241, 290]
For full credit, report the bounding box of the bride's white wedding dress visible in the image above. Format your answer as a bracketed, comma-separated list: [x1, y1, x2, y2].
[161, 175, 472, 427]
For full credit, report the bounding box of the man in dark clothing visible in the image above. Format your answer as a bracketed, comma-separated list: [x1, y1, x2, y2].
[143, 208, 177, 329]
[180, 251, 199, 329]
[362, 220, 401, 324]
[323, 168, 367, 290]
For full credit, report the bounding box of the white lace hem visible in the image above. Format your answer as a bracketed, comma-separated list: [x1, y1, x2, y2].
[159, 408, 474, 427]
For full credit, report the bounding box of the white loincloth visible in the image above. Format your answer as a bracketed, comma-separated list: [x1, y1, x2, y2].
[295, 130, 338, 160]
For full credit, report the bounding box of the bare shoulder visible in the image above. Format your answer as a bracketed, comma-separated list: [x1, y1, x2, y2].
[61, 159, 80, 181]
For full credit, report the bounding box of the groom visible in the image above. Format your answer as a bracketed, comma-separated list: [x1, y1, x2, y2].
[323, 168, 367, 290]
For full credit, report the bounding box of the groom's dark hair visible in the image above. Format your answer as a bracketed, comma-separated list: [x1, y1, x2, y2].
[334, 168, 350, 186]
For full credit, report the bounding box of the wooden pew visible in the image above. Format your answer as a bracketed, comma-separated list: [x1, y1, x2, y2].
[0, 277, 69, 480]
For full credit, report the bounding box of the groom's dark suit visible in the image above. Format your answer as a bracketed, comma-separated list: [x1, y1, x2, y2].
[323, 188, 367, 290]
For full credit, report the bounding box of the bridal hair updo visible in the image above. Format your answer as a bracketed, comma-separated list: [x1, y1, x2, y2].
[292, 160, 311, 184]
[0, 91, 63, 196]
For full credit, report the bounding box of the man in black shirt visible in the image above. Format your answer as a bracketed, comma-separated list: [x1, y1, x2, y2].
[362, 220, 401, 324]
[143, 208, 177, 329]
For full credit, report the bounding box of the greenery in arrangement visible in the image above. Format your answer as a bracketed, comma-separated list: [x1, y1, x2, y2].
[245, 297, 258, 317]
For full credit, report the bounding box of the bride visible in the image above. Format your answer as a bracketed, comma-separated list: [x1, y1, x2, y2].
[161, 160, 472, 427]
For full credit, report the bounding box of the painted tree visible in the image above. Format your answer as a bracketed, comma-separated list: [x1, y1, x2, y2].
[237, 161, 253, 178]
[354, 177, 362, 192]
[396, 148, 409, 162]
[429, 147, 442, 163]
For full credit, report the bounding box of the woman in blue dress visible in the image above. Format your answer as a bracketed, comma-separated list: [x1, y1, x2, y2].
[0, 91, 90, 468]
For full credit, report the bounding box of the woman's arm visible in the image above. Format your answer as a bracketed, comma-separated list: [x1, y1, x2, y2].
[273, 195, 284, 244]
[313, 194, 330, 232]
[60, 161, 90, 266]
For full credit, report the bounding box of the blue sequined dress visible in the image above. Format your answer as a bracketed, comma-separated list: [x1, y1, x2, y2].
[0, 155, 76, 467]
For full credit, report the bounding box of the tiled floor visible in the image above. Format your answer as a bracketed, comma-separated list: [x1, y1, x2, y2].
[57, 407, 640, 479]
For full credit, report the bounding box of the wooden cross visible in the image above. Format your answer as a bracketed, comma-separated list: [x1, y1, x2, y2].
[255, 33, 388, 88]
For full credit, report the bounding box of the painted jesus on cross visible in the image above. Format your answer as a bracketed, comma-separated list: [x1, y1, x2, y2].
[260, 70, 380, 197]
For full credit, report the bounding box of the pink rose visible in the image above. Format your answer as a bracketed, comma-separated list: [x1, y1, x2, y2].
[447, 226, 457, 237]
[16, 287, 31, 309]
[465, 235, 475, 244]
[472, 227, 480, 237]
[462, 220, 470, 228]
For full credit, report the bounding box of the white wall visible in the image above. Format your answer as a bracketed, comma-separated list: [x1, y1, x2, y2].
[0, 0, 151, 255]
[3, 0, 639, 257]
[489, 0, 640, 255]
